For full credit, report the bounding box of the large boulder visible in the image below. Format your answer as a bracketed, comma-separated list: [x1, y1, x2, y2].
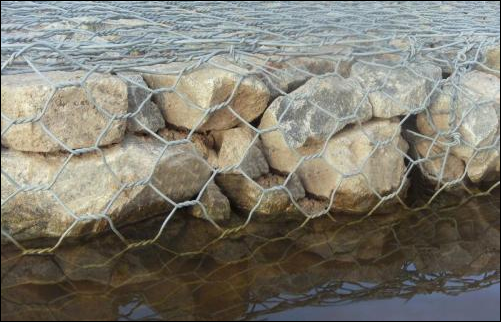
[1, 71, 128, 152]
[350, 61, 442, 118]
[142, 57, 270, 132]
[298, 119, 408, 214]
[259, 75, 373, 173]
[1, 135, 212, 242]
[416, 71, 500, 183]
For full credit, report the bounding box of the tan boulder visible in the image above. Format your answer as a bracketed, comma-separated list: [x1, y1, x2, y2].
[216, 173, 305, 217]
[1, 71, 128, 152]
[414, 139, 466, 184]
[158, 127, 214, 160]
[416, 71, 500, 183]
[477, 45, 500, 76]
[1, 135, 211, 242]
[298, 119, 408, 213]
[142, 57, 270, 131]
[211, 127, 269, 178]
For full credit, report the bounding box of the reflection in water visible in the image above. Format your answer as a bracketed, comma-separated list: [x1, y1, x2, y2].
[1, 189, 499, 321]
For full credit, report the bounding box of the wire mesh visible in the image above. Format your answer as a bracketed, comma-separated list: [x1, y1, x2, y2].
[1, 1, 500, 257]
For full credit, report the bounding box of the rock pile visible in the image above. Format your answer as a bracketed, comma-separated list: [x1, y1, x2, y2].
[1, 52, 499, 242]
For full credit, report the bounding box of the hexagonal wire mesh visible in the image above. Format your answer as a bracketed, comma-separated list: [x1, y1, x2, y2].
[1, 1, 500, 257]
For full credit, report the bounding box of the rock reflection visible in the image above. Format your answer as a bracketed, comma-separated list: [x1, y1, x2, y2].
[1, 191, 499, 321]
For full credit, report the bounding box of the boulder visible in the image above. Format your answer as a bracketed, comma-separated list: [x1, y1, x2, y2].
[216, 173, 305, 217]
[157, 128, 214, 160]
[142, 57, 270, 131]
[458, 71, 500, 146]
[189, 182, 231, 223]
[246, 48, 353, 99]
[350, 61, 442, 118]
[414, 139, 465, 185]
[1, 71, 128, 152]
[120, 73, 165, 134]
[416, 71, 500, 183]
[298, 119, 408, 213]
[1, 135, 211, 242]
[211, 127, 269, 178]
[259, 75, 373, 173]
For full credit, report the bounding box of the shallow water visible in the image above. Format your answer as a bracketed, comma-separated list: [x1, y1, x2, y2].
[1, 189, 500, 321]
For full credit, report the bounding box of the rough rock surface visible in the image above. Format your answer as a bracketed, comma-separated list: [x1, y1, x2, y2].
[189, 182, 231, 223]
[259, 75, 373, 173]
[478, 45, 500, 76]
[216, 173, 305, 217]
[298, 119, 408, 213]
[414, 139, 465, 184]
[416, 71, 500, 183]
[1, 135, 211, 242]
[120, 73, 165, 134]
[251, 50, 353, 99]
[1, 71, 128, 152]
[350, 61, 442, 118]
[142, 58, 270, 131]
[211, 127, 269, 178]
[158, 128, 214, 160]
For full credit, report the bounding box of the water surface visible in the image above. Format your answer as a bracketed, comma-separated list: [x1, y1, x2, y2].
[2, 189, 499, 321]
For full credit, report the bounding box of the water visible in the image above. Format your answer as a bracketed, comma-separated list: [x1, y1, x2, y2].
[2, 189, 499, 321]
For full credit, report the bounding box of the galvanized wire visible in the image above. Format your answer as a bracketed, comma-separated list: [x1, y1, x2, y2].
[1, 1, 500, 254]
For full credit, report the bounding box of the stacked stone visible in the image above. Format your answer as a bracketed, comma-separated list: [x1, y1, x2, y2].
[413, 46, 500, 185]
[1, 70, 212, 241]
[1, 45, 499, 242]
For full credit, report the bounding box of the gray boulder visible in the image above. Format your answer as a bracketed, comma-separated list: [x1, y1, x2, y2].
[120, 73, 165, 134]
[350, 61, 442, 118]
[259, 75, 373, 173]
